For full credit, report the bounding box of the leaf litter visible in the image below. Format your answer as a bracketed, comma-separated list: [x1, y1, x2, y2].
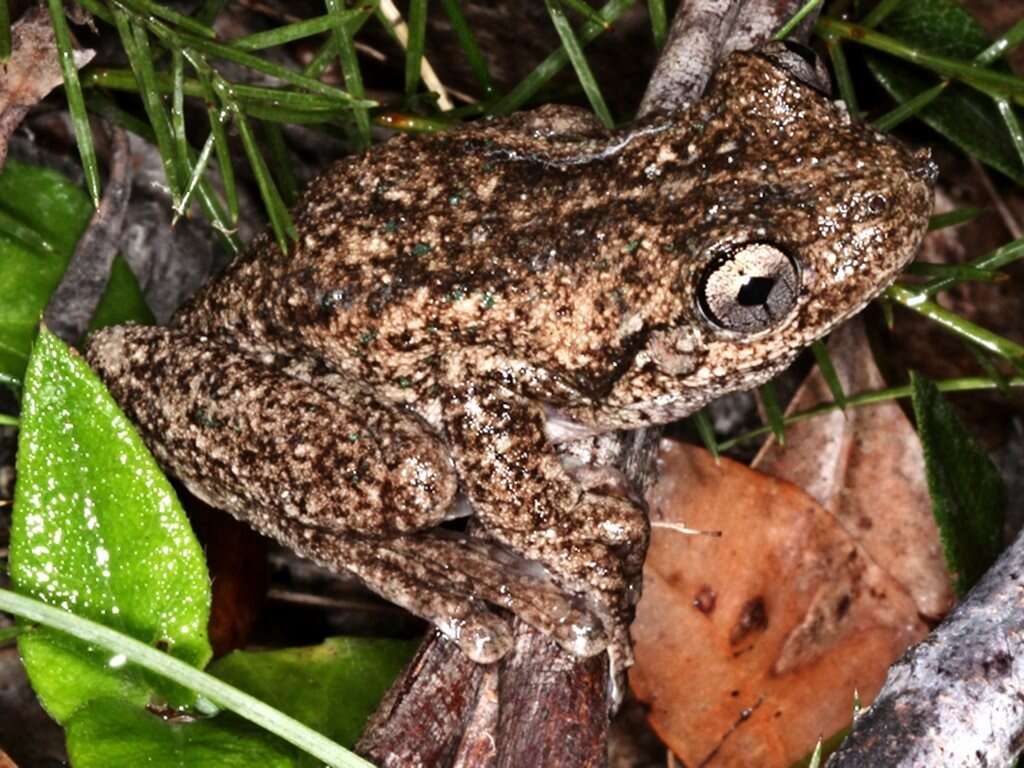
[631, 320, 953, 768]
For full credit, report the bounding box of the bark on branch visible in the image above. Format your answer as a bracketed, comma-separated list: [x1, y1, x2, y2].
[826, 523, 1024, 767]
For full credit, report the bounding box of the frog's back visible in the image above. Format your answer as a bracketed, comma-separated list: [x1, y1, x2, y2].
[175, 107, 688, 395]
[175, 50, 934, 407]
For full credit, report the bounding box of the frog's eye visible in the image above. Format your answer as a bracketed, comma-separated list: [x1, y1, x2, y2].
[697, 243, 800, 334]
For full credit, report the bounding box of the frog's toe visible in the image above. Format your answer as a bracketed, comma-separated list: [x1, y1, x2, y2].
[438, 606, 515, 664]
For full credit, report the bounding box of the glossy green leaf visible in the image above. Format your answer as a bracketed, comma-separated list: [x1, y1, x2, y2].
[876, 0, 988, 60]
[910, 372, 1005, 595]
[209, 636, 416, 760]
[866, 0, 1024, 183]
[0, 588, 371, 767]
[0, 160, 151, 386]
[66, 698, 294, 768]
[10, 328, 212, 722]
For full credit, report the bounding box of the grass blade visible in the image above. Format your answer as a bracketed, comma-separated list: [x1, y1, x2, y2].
[170, 49, 194, 185]
[145, 18, 372, 107]
[773, 0, 823, 42]
[691, 410, 719, 460]
[543, 0, 614, 127]
[210, 107, 238, 224]
[976, 18, 1024, 66]
[234, 110, 296, 255]
[647, 0, 666, 48]
[861, 0, 906, 28]
[873, 81, 947, 132]
[438, 0, 494, 95]
[825, 35, 859, 116]
[110, 9, 182, 205]
[45, 0, 102, 206]
[232, 13, 354, 51]
[326, 0, 371, 148]
[113, 0, 215, 39]
[811, 340, 847, 410]
[904, 262, 1001, 284]
[262, 123, 298, 206]
[886, 284, 1024, 363]
[175, 132, 216, 222]
[922, 235, 1024, 296]
[0, 589, 372, 768]
[0, 0, 10, 61]
[491, 0, 633, 115]
[928, 207, 982, 231]
[405, 0, 428, 98]
[996, 98, 1024, 176]
[758, 381, 787, 444]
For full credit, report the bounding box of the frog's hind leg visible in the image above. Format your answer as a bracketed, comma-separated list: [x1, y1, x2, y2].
[84, 323, 459, 537]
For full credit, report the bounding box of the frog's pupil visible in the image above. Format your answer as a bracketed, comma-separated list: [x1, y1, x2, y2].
[737, 276, 774, 307]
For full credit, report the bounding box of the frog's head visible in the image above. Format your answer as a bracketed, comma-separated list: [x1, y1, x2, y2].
[627, 48, 936, 419]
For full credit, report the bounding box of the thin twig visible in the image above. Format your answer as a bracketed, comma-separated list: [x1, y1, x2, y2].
[43, 121, 133, 344]
[970, 155, 1023, 239]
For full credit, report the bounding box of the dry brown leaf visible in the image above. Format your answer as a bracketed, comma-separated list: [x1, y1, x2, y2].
[630, 442, 929, 768]
[0, 7, 95, 167]
[753, 319, 953, 620]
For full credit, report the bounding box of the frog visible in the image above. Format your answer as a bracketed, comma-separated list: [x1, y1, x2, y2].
[84, 45, 936, 669]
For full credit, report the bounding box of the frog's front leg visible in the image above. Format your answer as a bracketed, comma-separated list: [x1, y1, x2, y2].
[441, 376, 650, 634]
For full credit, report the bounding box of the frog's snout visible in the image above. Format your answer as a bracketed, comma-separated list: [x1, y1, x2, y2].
[910, 148, 939, 185]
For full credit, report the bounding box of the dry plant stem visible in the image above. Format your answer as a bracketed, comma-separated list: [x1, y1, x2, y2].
[358, 629, 488, 767]
[43, 123, 132, 344]
[970, 155, 1023, 239]
[0, 7, 95, 167]
[638, 0, 741, 115]
[826, 522, 1024, 768]
[494, 625, 610, 768]
[378, 0, 454, 110]
[359, 3, 820, 767]
[638, 0, 818, 117]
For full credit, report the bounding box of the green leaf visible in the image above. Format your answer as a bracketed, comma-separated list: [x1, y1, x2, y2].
[910, 372, 1005, 595]
[0, 160, 152, 387]
[209, 637, 416, 759]
[876, 0, 989, 60]
[0, 589, 371, 767]
[865, 0, 1024, 183]
[66, 699, 294, 768]
[9, 328, 212, 722]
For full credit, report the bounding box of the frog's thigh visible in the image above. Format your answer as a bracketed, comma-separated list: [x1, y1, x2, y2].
[441, 380, 646, 596]
[85, 325, 457, 535]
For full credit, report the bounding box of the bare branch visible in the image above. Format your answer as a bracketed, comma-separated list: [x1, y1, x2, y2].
[826, 525, 1024, 767]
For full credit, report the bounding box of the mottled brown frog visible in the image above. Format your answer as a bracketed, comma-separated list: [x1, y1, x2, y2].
[85, 47, 935, 667]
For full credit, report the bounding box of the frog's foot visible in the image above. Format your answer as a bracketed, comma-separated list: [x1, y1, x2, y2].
[442, 380, 649, 641]
[254, 510, 607, 662]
